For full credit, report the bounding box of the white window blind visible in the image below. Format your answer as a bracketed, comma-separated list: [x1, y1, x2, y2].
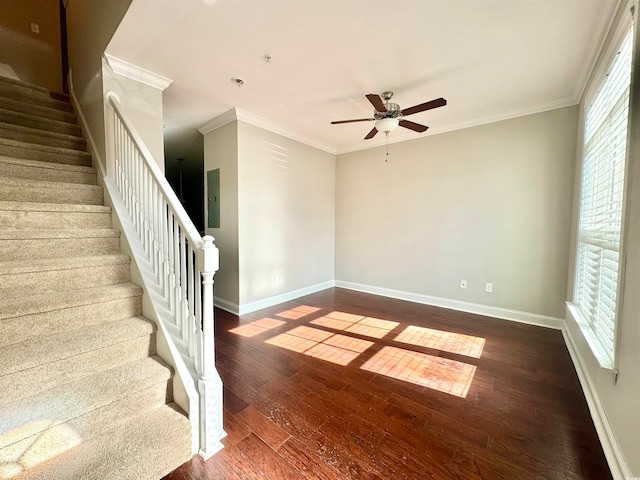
[575, 25, 633, 367]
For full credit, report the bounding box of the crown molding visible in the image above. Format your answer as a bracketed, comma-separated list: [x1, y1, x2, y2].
[199, 95, 579, 157]
[198, 108, 337, 155]
[104, 53, 173, 91]
[197, 108, 238, 135]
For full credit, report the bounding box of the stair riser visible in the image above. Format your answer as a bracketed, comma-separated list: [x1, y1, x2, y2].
[0, 110, 80, 136]
[0, 125, 85, 151]
[0, 82, 72, 111]
[0, 183, 103, 205]
[0, 236, 120, 261]
[0, 297, 142, 348]
[0, 142, 91, 167]
[0, 97, 76, 123]
[0, 263, 129, 295]
[0, 209, 112, 229]
[0, 161, 96, 184]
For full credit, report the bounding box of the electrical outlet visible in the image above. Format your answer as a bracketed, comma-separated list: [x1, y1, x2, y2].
[485, 283, 493, 293]
[460, 279, 467, 289]
[274, 275, 280, 286]
[30, 22, 39, 34]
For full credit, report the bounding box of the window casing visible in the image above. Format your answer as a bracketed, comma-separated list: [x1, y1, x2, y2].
[572, 23, 633, 370]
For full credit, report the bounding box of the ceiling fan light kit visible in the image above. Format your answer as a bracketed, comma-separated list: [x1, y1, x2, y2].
[375, 117, 399, 133]
[332, 90, 447, 140]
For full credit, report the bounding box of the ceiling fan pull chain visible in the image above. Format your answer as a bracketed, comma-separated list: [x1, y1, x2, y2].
[385, 132, 389, 162]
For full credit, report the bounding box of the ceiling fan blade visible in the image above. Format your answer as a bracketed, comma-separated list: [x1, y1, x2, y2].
[331, 118, 375, 124]
[399, 119, 429, 133]
[401, 97, 447, 116]
[366, 94, 387, 112]
[364, 127, 378, 139]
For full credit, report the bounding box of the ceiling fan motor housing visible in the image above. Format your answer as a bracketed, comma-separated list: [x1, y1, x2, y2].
[374, 102, 401, 119]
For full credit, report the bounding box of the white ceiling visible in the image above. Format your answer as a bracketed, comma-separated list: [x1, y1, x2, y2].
[107, 0, 620, 155]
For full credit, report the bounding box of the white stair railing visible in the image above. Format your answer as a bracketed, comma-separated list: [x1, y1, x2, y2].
[104, 91, 225, 458]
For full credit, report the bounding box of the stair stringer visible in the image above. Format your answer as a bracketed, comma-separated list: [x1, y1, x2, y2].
[68, 79, 204, 457]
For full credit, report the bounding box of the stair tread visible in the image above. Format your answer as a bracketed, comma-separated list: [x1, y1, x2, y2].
[7, 404, 191, 480]
[0, 155, 95, 173]
[0, 96, 76, 121]
[0, 356, 173, 445]
[0, 228, 119, 239]
[0, 254, 128, 275]
[0, 384, 169, 453]
[0, 200, 110, 213]
[0, 296, 142, 350]
[0, 176, 100, 191]
[0, 316, 155, 379]
[0, 121, 83, 142]
[0, 106, 78, 128]
[0, 317, 156, 404]
[0, 77, 72, 109]
[0, 75, 53, 96]
[0, 137, 90, 158]
[0, 282, 142, 321]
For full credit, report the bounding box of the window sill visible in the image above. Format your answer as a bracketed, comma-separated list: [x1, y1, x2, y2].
[566, 302, 618, 373]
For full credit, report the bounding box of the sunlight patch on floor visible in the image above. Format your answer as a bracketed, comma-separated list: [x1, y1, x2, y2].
[311, 313, 399, 339]
[265, 326, 374, 366]
[394, 325, 485, 358]
[229, 317, 287, 337]
[275, 305, 321, 320]
[361, 346, 476, 398]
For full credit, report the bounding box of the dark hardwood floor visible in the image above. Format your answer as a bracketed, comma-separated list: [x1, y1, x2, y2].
[163, 288, 611, 479]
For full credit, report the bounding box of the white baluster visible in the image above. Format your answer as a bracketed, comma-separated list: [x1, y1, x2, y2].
[187, 245, 196, 357]
[180, 232, 188, 341]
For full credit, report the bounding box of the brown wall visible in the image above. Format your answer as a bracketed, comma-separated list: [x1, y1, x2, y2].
[0, 0, 62, 92]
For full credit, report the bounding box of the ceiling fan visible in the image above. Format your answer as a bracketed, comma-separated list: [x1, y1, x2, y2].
[331, 91, 446, 140]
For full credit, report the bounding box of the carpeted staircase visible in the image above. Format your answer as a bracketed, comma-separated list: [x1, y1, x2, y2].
[0, 76, 192, 479]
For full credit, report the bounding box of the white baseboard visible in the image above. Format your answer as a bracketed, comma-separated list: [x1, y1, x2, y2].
[213, 297, 240, 316]
[562, 325, 632, 480]
[67, 70, 106, 177]
[334, 280, 565, 330]
[215, 280, 335, 317]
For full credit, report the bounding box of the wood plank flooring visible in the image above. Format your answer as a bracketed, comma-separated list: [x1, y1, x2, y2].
[163, 288, 611, 479]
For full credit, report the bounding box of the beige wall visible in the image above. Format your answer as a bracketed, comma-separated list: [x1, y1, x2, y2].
[237, 122, 336, 306]
[204, 122, 239, 306]
[564, 2, 640, 474]
[336, 106, 578, 318]
[204, 120, 336, 310]
[0, 0, 62, 91]
[66, 0, 132, 162]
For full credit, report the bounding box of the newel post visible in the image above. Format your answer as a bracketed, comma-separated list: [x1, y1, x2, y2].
[196, 235, 226, 459]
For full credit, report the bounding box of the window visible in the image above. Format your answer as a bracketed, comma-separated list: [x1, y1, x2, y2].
[572, 24, 633, 370]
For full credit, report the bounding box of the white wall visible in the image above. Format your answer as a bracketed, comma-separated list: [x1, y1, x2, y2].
[563, 1, 640, 475]
[204, 122, 239, 306]
[237, 122, 336, 307]
[0, 0, 62, 92]
[336, 106, 578, 319]
[102, 59, 166, 170]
